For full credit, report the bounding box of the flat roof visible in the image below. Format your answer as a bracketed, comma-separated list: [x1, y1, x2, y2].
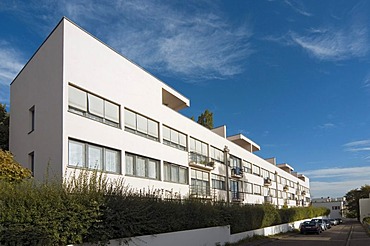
[227, 134, 260, 152]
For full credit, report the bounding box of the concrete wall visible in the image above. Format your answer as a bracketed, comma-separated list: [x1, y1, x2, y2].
[359, 198, 370, 222]
[81, 218, 318, 246]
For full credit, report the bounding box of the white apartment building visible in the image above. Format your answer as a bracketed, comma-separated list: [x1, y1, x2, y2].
[10, 17, 310, 207]
[311, 197, 346, 218]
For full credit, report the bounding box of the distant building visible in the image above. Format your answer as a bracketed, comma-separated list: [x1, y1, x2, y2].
[10, 17, 310, 207]
[359, 194, 370, 222]
[311, 197, 346, 218]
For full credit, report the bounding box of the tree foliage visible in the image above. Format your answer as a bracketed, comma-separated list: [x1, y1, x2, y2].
[345, 185, 370, 220]
[197, 109, 214, 129]
[0, 104, 9, 150]
[0, 150, 32, 182]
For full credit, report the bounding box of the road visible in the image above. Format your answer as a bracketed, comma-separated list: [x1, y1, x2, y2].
[245, 219, 370, 246]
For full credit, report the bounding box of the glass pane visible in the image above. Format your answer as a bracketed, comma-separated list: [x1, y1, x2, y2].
[170, 129, 178, 144]
[202, 172, 209, 181]
[105, 149, 119, 173]
[170, 165, 178, 182]
[190, 138, 196, 152]
[88, 145, 102, 170]
[136, 157, 146, 177]
[219, 151, 224, 162]
[137, 114, 148, 134]
[105, 101, 119, 123]
[163, 126, 170, 141]
[147, 159, 157, 179]
[201, 142, 208, 156]
[179, 133, 186, 147]
[191, 169, 196, 178]
[68, 140, 85, 167]
[147, 119, 158, 138]
[195, 140, 201, 153]
[164, 163, 170, 181]
[88, 94, 104, 117]
[68, 86, 87, 111]
[179, 168, 187, 184]
[124, 109, 136, 129]
[125, 154, 134, 175]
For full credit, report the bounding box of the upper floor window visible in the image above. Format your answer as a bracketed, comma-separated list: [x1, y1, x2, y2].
[189, 137, 208, 163]
[124, 109, 159, 141]
[269, 171, 276, 181]
[261, 168, 269, 178]
[253, 184, 261, 195]
[29, 106, 35, 133]
[244, 182, 253, 194]
[68, 139, 120, 173]
[210, 146, 224, 164]
[252, 164, 260, 176]
[125, 153, 160, 180]
[163, 125, 187, 150]
[68, 85, 120, 127]
[243, 161, 252, 174]
[230, 155, 242, 168]
[163, 162, 188, 184]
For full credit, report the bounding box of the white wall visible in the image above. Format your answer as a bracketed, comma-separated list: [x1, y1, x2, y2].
[360, 198, 370, 222]
[10, 20, 64, 180]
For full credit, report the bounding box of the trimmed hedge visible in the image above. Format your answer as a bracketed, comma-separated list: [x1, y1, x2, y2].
[0, 172, 329, 245]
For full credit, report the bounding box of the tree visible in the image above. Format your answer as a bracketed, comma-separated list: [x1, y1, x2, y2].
[345, 185, 370, 220]
[197, 109, 214, 130]
[0, 150, 31, 182]
[0, 104, 9, 150]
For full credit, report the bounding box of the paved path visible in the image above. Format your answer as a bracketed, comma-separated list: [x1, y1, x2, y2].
[243, 219, 370, 246]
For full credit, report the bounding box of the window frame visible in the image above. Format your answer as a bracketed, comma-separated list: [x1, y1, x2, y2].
[125, 152, 160, 180]
[163, 162, 188, 184]
[162, 125, 187, 151]
[124, 108, 159, 141]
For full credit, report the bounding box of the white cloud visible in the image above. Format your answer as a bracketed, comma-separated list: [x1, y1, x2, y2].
[4, 0, 253, 81]
[343, 140, 370, 152]
[289, 23, 369, 61]
[302, 166, 370, 197]
[0, 41, 24, 86]
[284, 0, 312, 17]
[318, 123, 335, 129]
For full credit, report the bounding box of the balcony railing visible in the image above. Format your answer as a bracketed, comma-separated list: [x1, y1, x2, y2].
[189, 152, 215, 170]
[231, 167, 243, 178]
[190, 185, 211, 198]
[232, 191, 243, 202]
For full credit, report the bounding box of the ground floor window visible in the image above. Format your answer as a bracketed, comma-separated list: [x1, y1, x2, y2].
[163, 162, 188, 184]
[190, 169, 210, 196]
[68, 139, 120, 173]
[211, 174, 226, 190]
[125, 153, 160, 180]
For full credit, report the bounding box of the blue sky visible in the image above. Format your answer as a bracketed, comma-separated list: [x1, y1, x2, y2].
[1, 0, 370, 198]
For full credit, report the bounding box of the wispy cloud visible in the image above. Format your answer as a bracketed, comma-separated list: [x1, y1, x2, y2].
[302, 166, 370, 197]
[284, 0, 312, 17]
[289, 23, 369, 61]
[0, 41, 24, 86]
[3, 0, 253, 82]
[343, 140, 370, 152]
[318, 122, 335, 129]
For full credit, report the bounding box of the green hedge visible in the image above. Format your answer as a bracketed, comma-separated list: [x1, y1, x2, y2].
[0, 172, 329, 245]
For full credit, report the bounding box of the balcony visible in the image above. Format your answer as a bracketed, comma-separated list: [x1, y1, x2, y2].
[264, 196, 273, 204]
[190, 185, 211, 198]
[232, 191, 243, 202]
[231, 167, 243, 178]
[283, 185, 289, 191]
[264, 178, 272, 186]
[189, 152, 214, 171]
[301, 190, 306, 196]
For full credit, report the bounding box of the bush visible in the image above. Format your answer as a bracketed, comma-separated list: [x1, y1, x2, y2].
[0, 150, 31, 182]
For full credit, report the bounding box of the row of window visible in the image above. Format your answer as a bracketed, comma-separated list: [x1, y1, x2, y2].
[68, 85, 307, 191]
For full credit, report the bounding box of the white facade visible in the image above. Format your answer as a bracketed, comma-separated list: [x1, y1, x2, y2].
[10, 17, 310, 207]
[359, 196, 370, 222]
[311, 197, 346, 218]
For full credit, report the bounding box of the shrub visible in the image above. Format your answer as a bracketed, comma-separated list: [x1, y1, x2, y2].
[0, 150, 31, 182]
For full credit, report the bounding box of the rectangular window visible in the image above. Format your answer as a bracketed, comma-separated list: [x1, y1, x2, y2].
[230, 155, 241, 168]
[68, 85, 120, 127]
[210, 146, 224, 164]
[261, 169, 269, 178]
[68, 139, 120, 173]
[124, 153, 160, 180]
[243, 161, 252, 174]
[253, 184, 261, 195]
[29, 106, 35, 133]
[163, 162, 188, 184]
[269, 172, 276, 181]
[124, 108, 159, 141]
[244, 182, 253, 194]
[211, 174, 226, 190]
[28, 152, 34, 175]
[191, 169, 210, 196]
[189, 137, 208, 163]
[162, 125, 187, 150]
[252, 164, 260, 176]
